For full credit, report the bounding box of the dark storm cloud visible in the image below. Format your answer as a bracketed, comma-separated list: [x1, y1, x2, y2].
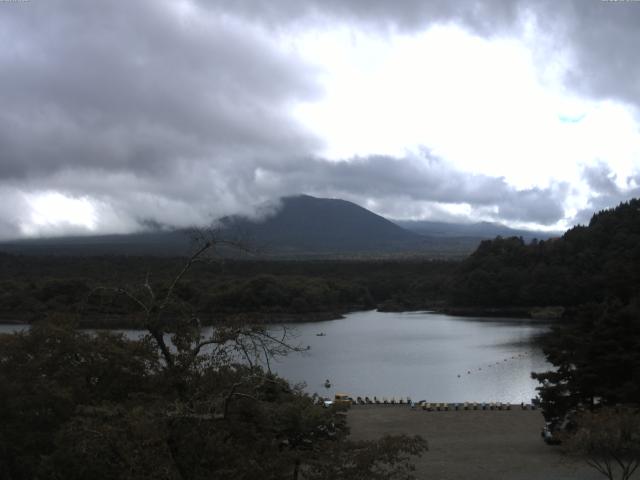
[204, 0, 524, 36]
[255, 153, 569, 225]
[582, 162, 620, 196]
[559, 1, 640, 109]
[0, 0, 636, 238]
[0, 0, 321, 180]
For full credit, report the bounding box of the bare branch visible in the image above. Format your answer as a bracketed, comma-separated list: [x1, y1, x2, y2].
[143, 271, 155, 303]
[222, 381, 259, 418]
[261, 343, 272, 374]
[117, 288, 151, 315]
[159, 240, 212, 313]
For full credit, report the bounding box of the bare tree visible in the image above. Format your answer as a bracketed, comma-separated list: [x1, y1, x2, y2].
[564, 407, 640, 480]
[99, 228, 305, 374]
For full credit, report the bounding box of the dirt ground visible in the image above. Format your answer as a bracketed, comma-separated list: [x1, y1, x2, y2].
[347, 405, 606, 480]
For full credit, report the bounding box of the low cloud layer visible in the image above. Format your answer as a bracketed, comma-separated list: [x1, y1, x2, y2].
[253, 154, 569, 225]
[0, 152, 570, 239]
[573, 163, 640, 225]
[0, 0, 639, 239]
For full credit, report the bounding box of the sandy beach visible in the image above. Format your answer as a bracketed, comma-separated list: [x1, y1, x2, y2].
[347, 405, 605, 480]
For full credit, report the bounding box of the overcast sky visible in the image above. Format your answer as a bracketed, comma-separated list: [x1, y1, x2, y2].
[1, 0, 639, 239]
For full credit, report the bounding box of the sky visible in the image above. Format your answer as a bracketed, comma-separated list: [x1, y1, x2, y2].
[1, 0, 640, 239]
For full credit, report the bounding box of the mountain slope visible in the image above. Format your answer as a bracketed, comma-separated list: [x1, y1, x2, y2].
[221, 195, 424, 254]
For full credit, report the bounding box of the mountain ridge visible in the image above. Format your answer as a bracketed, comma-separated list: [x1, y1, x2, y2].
[219, 195, 424, 254]
[0, 195, 555, 257]
[394, 219, 558, 240]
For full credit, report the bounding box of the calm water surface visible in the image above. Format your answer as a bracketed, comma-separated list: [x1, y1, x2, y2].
[0, 310, 551, 403]
[269, 310, 551, 403]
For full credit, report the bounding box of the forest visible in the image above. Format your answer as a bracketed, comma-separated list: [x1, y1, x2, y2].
[2, 199, 639, 326]
[0, 255, 454, 326]
[452, 199, 640, 307]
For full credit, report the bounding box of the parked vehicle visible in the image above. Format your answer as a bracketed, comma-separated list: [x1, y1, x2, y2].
[541, 422, 561, 445]
[334, 393, 352, 407]
[541, 414, 575, 445]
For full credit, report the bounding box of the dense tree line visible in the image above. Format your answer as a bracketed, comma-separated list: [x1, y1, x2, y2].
[533, 300, 640, 421]
[451, 199, 640, 308]
[0, 256, 454, 326]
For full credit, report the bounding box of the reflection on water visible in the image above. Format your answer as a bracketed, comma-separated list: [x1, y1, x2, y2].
[0, 324, 29, 334]
[0, 310, 551, 403]
[268, 310, 551, 403]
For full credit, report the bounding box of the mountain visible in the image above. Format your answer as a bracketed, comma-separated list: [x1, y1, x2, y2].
[0, 195, 557, 257]
[220, 195, 424, 254]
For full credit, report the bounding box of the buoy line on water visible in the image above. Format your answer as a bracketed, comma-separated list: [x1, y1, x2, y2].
[456, 351, 533, 379]
[345, 397, 538, 411]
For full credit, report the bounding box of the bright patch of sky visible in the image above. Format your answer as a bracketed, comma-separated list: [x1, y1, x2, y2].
[291, 23, 640, 206]
[21, 192, 97, 237]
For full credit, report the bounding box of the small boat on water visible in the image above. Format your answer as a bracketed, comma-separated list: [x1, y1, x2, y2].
[316, 332, 326, 336]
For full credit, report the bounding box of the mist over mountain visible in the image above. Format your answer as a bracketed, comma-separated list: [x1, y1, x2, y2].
[394, 219, 558, 240]
[0, 195, 556, 257]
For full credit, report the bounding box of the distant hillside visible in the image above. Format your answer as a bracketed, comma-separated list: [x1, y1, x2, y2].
[394, 219, 557, 240]
[0, 230, 192, 257]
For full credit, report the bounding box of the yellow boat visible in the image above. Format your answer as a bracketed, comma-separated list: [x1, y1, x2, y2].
[334, 393, 352, 407]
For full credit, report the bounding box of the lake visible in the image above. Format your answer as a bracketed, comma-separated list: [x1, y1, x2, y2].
[0, 310, 551, 403]
[268, 310, 550, 403]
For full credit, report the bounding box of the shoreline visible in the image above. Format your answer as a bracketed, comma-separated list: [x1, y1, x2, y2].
[0, 304, 564, 328]
[0, 310, 348, 329]
[437, 305, 565, 321]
